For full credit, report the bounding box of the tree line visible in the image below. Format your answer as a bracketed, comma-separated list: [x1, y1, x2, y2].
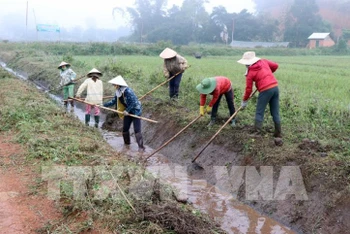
[115, 0, 345, 48]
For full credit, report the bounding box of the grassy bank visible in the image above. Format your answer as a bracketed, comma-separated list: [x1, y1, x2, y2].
[0, 67, 225, 233]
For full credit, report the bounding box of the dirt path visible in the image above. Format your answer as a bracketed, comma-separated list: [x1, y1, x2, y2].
[0, 134, 61, 234]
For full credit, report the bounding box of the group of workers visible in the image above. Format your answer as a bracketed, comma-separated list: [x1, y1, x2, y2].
[58, 62, 145, 151]
[196, 51, 281, 138]
[58, 48, 282, 152]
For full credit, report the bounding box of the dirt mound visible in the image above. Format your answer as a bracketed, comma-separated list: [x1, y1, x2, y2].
[102, 112, 124, 131]
[298, 138, 330, 157]
[141, 202, 224, 234]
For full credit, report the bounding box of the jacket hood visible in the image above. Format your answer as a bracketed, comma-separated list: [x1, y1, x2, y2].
[249, 60, 262, 71]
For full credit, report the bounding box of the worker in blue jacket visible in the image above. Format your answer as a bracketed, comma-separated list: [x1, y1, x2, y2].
[104, 76, 144, 151]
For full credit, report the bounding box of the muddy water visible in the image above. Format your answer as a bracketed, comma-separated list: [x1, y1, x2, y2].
[1, 62, 296, 234]
[106, 132, 295, 233]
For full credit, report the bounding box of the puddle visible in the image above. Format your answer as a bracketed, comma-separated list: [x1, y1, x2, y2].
[0, 61, 296, 234]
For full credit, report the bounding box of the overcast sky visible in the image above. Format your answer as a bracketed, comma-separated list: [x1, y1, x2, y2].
[0, 0, 255, 30]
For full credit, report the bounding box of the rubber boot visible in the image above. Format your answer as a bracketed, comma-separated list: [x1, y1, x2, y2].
[94, 116, 100, 128]
[273, 122, 282, 138]
[230, 119, 236, 127]
[85, 114, 90, 126]
[135, 132, 145, 151]
[70, 100, 74, 107]
[250, 120, 263, 136]
[122, 132, 131, 145]
[64, 101, 68, 108]
[207, 118, 216, 128]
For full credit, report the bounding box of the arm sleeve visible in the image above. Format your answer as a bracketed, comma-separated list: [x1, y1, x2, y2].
[59, 71, 64, 86]
[75, 80, 88, 97]
[200, 94, 207, 106]
[70, 69, 77, 81]
[178, 55, 188, 71]
[209, 90, 220, 107]
[163, 62, 170, 78]
[103, 95, 117, 107]
[267, 60, 278, 73]
[243, 76, 253, 101]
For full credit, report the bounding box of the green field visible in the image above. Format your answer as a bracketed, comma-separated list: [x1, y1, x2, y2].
[68, 54, 350, 145]
[75, 54, 350, 112]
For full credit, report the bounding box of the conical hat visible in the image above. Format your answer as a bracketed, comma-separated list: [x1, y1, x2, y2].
[87, 68, 103, 77]
[108, 75, 128, 87]
[196, 77, 217, 94]
[57, 61, 70, 69]
[159, 48, 177, 59]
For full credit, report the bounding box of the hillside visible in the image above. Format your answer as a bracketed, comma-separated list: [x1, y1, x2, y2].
[254, 0, 350, 37]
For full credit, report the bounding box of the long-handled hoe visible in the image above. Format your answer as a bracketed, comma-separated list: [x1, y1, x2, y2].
[69, 97, 159, 124]
[189, 89, 258, 171]
[45, 75, 86, 93]
[139, 66, 191, 100]
[143, 115, 202, 163]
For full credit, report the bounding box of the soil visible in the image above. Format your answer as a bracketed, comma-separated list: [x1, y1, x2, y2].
[141, 202, 225, 234]
[0, 134, 61, 233]
[102, 100, 349, 234]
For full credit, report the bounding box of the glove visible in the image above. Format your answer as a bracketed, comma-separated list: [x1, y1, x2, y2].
[200, 106, 205, 115]
[241, 101, 248, 109]
[206, 106, 212, 114]
[123, 110, 129, 116]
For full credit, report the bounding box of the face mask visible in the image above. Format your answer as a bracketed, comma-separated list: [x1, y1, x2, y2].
[116, 86, 127, 97]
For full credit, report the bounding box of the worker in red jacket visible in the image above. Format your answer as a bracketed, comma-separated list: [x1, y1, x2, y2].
[237, 51, 281, 138]
[196, 76, 236, 127]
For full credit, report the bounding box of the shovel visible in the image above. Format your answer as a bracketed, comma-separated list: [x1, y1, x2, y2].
[190, 89, 258, 171]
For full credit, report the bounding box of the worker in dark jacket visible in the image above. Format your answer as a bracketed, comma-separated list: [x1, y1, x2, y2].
[237, 51, 281, 138]
[103, 76, 145, 151]
[196, 76, 236, 127]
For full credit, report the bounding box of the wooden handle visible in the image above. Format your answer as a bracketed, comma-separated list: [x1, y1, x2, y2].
[145, 115, 202, 161]
[69, 97, 158, 123]
[72, 75, 86, 83]
[191, 107, 242, 163]
[102, 95, 115, 99]
[191, 89, 258, 163]
[139, 68, 189, 100]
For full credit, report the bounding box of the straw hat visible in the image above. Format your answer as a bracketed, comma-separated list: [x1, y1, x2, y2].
[108, 75, 128, 87]
[196, 77, 217, 94]
[159, 48, 177, 59]
[237, 51, 261, 65]
[57, 61, 70, 69]
[87, 68, 103, 78]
